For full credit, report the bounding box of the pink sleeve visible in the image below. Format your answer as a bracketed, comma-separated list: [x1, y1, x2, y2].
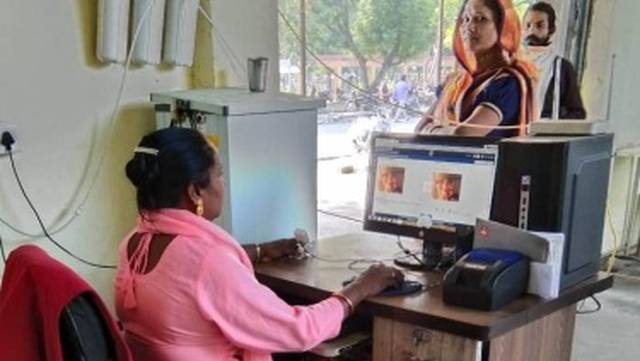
[196, 251, 345, 353]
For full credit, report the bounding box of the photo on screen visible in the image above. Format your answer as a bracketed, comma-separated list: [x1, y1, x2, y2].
[431, 172, 462, 202]
[377, 165, 405, 194]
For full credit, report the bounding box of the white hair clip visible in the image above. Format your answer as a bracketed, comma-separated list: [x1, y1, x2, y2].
[134, 146, 159, 156]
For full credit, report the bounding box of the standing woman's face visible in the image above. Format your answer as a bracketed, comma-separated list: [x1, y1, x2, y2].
[460, 0, 500, 55]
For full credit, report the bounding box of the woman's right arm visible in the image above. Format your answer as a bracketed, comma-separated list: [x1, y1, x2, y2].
[415, 80, 450, 134]
[196, 253, 400, 354]
[453, 105, 502, 137]
[414, 100, 439, 134]
[336, 264, 402, 313]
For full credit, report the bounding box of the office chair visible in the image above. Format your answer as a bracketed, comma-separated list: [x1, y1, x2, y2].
[0, 245, 132, 361]
[60, 292, 116, 361]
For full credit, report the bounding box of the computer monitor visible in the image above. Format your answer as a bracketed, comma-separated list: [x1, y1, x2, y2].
[364, 133, 499, 250]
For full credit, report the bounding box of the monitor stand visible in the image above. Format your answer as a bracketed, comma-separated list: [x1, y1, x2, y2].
[394, 241, 444, 271]
[394, 226, 474, 271]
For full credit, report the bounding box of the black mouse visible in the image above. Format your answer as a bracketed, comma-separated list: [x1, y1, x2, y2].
[379, 280, 423, 296]
[342, 277, 423, 297]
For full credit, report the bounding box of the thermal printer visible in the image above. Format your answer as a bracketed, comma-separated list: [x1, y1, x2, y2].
[443, 248, 529, 311]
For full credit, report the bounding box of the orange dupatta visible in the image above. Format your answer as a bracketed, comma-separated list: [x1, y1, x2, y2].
[434, 0, 538, 136]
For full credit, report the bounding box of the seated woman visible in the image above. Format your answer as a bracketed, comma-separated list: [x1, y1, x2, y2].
[416, 0, 537, 137]
[114, 127, 402, 361]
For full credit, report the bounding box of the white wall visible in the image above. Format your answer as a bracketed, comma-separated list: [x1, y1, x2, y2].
[582, 0, 640, 253]
[583, 0, 640, 148]
[599, 0, 640, 150]
[0, 0, 279, 307]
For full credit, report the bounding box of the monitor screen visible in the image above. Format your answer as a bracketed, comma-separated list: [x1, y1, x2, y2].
[364, 133, 499, 240]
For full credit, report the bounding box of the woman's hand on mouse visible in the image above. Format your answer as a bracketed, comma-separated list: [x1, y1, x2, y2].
[338, 264, 404, 308]
[356, 263, 404, 295]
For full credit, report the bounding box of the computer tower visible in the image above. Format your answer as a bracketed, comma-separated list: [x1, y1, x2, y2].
[490, 135, 613, 289]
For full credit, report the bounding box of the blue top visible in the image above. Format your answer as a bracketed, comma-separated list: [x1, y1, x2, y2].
[460, 74, 522, 138]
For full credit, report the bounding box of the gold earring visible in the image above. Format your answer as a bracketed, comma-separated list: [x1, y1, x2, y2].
[196, 199, 204, 217]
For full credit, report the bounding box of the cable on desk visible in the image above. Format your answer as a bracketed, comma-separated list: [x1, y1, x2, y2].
[299, 236, 408, 266]
[396, 236, 427, 268]
[317, 209, 363, 224]
[576, 296, 602, 315]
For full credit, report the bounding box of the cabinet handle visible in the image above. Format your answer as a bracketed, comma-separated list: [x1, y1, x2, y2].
[412, 329, 432, 346]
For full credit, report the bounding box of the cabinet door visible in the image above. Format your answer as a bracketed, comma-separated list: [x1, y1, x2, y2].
[373, 317, 480, 361]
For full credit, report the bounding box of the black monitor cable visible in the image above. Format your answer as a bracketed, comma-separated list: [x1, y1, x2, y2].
[396, 237, 428, 268]
[2, 133, 116, 269]
[577, 295, 602, 315]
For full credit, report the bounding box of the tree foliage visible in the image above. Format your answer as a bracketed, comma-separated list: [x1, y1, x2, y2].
[353, 0, 436, 62]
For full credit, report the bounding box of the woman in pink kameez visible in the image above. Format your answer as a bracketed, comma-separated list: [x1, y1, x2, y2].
[114, 127, 401, 361]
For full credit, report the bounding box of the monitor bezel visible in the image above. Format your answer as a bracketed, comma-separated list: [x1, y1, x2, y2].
[363, 132, 500, 242]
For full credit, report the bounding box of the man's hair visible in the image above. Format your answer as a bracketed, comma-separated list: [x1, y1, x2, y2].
[529, 2, 557, 35]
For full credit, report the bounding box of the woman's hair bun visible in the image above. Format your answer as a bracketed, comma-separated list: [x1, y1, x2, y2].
[126, 127, 215, 212]
[125, 153, 160, 189]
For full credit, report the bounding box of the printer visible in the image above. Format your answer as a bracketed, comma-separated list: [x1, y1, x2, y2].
[443, 248, 529, 311]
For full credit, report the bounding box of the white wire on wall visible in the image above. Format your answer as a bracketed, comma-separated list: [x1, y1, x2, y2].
[0, 0, 158, 240]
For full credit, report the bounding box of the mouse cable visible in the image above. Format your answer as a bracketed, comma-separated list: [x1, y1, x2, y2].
[6, 149, 116, 269]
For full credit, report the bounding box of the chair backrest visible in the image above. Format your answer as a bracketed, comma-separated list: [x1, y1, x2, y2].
[59, 292, 116, 361]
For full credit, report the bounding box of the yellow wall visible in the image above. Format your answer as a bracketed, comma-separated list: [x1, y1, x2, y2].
[0, 0, 278, 307]
[0, 0, 190, 301]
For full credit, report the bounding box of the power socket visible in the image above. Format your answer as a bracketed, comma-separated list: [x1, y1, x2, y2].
[0, 123, 19, 156]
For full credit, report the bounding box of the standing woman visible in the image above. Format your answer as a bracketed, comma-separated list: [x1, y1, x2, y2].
[416, 0, 537, 137]
[114, 127, 402, 361]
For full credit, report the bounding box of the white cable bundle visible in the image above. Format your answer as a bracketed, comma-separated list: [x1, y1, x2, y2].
[163, 0, 199, 66]
[96, 0, 130, 63]
[131, 0, 166, 65]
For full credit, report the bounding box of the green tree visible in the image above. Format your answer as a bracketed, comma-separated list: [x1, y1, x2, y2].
[280, 0, 440, 91]
[350, 0, 438, 88]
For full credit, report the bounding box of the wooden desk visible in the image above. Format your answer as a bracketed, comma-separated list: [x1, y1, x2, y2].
[256, 233, 613, 361]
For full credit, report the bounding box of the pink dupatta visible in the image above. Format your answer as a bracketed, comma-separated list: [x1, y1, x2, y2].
[117, 209, 253, 310]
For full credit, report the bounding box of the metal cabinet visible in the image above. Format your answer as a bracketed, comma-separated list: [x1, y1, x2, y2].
[151, 88, 325, 244]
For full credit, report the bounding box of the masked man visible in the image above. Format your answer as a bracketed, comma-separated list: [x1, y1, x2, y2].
[523, 2, 586, 119]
